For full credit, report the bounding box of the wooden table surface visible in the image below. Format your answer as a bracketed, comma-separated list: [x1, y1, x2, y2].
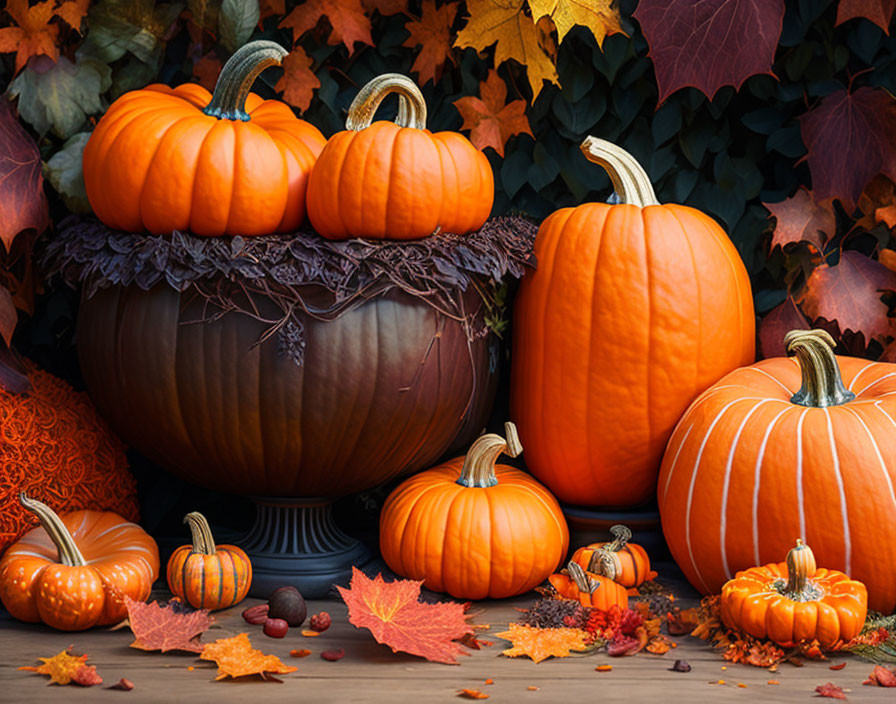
[1, 564, 891, 703]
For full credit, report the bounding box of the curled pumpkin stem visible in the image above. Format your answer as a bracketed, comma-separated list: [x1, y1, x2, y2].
[456, 422, 522, 488]
[19, 492, 87, 566]
[579, 137, 659, 207]
[345, 74, 425, 131]
[567, 561, 600, 594]
[203, 40, 287, 121]
[607, 524, 632, 551]
[184, 512, 217, 556]
[785, 329, 855, 408]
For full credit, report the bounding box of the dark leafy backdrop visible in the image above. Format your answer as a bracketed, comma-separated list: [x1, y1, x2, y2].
[1, 0, 896, 541]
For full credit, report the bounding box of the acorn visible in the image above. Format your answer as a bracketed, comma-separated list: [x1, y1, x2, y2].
[267, 586, 307, 627]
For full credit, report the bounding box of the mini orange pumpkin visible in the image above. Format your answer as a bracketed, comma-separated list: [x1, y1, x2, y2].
[379, 422, 568, 600]
[720, 539, 867, 648]
[0, 493, 159, 630]
[571, 525, 657, 589]
[548, 560, 629, 611]
[306, 73, 494, 240]
[166, 512, 252, 610]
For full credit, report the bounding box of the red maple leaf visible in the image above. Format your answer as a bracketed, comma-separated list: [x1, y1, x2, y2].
[275, 46, 320, 112]
[337, 567, 472, 665]
[836, 0, 895, 34]
[402, 0, 458, 86]
[125, 597, 213, 653]
[279, 0, 373, 53]
[766, 188, 835, 252]
[759, 296, 809, 359]
[633, 0, 785, 104]
[799, 87, 896, 209]
[815, 682, 848, 699]
[453, 69, 533, 157]
[799, 250, 896, 343]
[864, 664, 896, 686]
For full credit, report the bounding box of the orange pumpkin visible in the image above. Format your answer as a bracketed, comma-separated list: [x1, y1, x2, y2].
[0, 493, 159, 630]
[571, 525, 657, 589]
[720, 539, 867, 648]
[306, 74, 493, 240]
[166, 512, 252, 610]
[83, 41, 326, 236]
[548, 560, 629, 611]
[659, 329, 896, 613]
[379, 422, 568, 600]
[510, 137, 755, 507]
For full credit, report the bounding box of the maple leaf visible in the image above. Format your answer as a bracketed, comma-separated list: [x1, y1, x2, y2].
[458, 690, 490, 699]
[402, 0, 457, 86]
[0, 0, 59, 75]
[337, 567, 472, 665]
[200, 633, 298, 680]
[799, 250, 896, 342]
[54, 0, 89, 31]
[857, 175, 896, 231]
[0, 100, 49, 253]
[633, 0, 785, 104]
[126, 597, 212, 654]
[19, 647, 102, 686]
[758, 296, 809, 358]
[836, 0, 895, 35]
[765, 188, 835, 252]
[495, 624, 589, 663]
[864, 664, 896, 686]
[362, 0, 407, 14]
[815, 682, 848, 699]
[279, 0, 373, 53]
[275, 46, 320, 113]
[528, 0, 624, 45]
[454, 69, 533, 157]
[258, 0, 285, 25]
[799, 87, 896, 210]
[454, 0, 558, 100]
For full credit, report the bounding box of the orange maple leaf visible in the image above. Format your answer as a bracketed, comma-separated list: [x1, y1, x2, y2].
[192, 52, 223, 91]
[363, 0, 407, 14]
[54, 0, 89, 32]
[453, 69, 533, 157]
[199, 633, 298, 680]
[495, 623, 589, 663]
[402, 0, 457, 85]
[275, 46, 320, 112]
[0, 0, 60, 74]
[279, 0, 373, 53]
[19, 647, 102, 686]
[259, 0, 285, 26]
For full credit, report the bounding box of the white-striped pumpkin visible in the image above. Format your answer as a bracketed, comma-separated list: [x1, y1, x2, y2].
[658, 329, 896, 613]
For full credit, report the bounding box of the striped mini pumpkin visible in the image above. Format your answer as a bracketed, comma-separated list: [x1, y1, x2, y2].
[658, 329, 896, 613]
[571, 525, 657, 589]
[166, 512, 252, 610]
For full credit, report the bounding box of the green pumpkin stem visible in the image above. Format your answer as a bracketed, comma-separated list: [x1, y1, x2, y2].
[184, 512, 217, 555]
[580, 137, 660, 207]
[345, 73, 426, 131]
[785, 329, 855, 408]
[456, 422, 522, 488]
[19, 492, 86, 567]
[203, 40, 287, 121]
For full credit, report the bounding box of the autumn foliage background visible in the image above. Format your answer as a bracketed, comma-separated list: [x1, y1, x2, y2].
[1, 0, 896, 531]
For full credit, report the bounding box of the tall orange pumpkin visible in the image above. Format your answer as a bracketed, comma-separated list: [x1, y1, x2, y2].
[511, 137, 755, 507]
[83, 41, 326, 236]
[306, 74, 493, 240]
[659, 329, 896, 613]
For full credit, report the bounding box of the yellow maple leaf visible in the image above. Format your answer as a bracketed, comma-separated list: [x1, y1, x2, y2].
[19, 648, 102, 686]
[495, 624, 589, 663]
[527, 0, 624, 45]
[454, 0, 558, 100]
[200, 633, 298, 680]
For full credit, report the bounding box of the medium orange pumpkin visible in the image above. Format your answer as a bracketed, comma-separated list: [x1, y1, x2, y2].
[659, 329, 896, 613]
[379, 422, 568, 600]
[510, 137, 755, 507]
[548, 561, 629, 611]
[306, 74, 494, 240]
[720, 539, 867, 647]
[166, 512, 252, 610]
[0, 494, 159, 630]
[83, 41, 325, 236]
[571, 525, 657, 589]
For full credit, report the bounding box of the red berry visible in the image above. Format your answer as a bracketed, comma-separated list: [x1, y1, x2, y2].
[242, 604, 269, 625]
[309, 611, 331, 633]
[321, 648, 344, 661]
[263, 618, 289, 638]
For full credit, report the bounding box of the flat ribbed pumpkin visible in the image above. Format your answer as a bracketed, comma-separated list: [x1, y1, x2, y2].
[510, 137, 755, 507]
[306, 74, 493, 240]
[379, 422, 568, 600]
[659, 329, 896, 613]
[83, 41, 325, 236]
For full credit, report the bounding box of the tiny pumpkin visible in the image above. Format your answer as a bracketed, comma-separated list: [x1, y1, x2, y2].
[379, 422, 568, 600]
[548, 560, 629, 611]
[166, 512, 252, 610]
[0, 493, 159, 630]
[720, 539, 867, 648]
[571, 525, 657, 589]
[306, 73, 494, 240]
[83, 41, 326, 236]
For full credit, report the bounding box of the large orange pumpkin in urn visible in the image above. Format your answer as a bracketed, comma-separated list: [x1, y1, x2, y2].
[510, 137, 755, 507]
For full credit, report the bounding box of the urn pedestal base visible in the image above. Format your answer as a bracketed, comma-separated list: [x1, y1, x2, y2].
[241, 498, 371, 599]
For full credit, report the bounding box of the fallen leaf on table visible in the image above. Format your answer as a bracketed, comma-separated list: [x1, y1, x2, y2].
[108, 678, 135, 690]
[829, 662, 847, 670]
[458, 689, 489, 699]
[301, 630, 321, 637]
[864, 664, 896, 686]
[126, 596, 212, 653]
[595, 664, 613, 671]
[19, 647, 102, 686]
[337, 567, 472, 665]
[289, 649, 311, 658]
[527, 685, 540, 690]
[815, 682, 848, 699]
[495, 623, 589, 664]
[199, 633, 297, 681]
